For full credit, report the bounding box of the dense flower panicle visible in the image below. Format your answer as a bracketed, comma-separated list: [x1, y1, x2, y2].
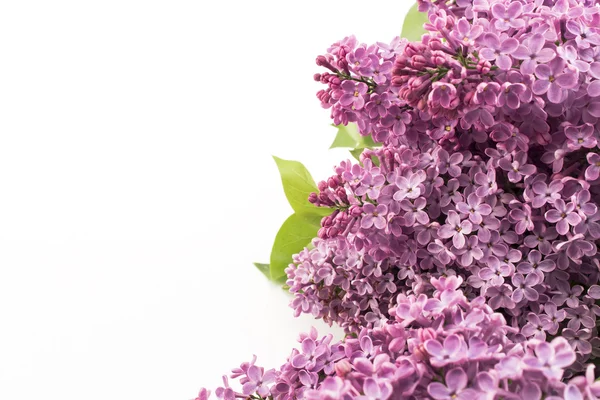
[198, 283, 589, 399]
[305, 0, 600, 367]
[296, 141, 600, 363]
[200, 0, 600, 397]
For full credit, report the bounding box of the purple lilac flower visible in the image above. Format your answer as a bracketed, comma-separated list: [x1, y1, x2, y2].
[360, 54, 393, 85]
[498, 152, 536, 183]
[491, 1, 525, 31]
[586, 153, 600, 180]
[241, 366, 277, 397]
[457, 193, 492, 224]
[452, 18, 483, 47]
[424, 334, 466, 367]
[428, 82, 459, 110]
[562, 328, 592, 355]
[474, 168, 497, 197]
[511, 273, 541, 303]
[532, 59, 578, 103]
[224, 2, 600, 397]
[531, 180, 563, 208]
[355, 172, 386, 199]
[437, 149, 463, 177]
[427, 368, 477, 400]
[361, 203, 387, 229]
[523, 338, 576, 380]
[545, 199, 581, 235]
[338, 80, 369, 110]
[438, 210, 472, 249]
[393, 171, 426, 201]
[509, 204, 534, 234]
[479, 33, 519, 70]
[565, 124, 597, 150]
[517, 250, 555, 276]
[400, 197, 429, 225]
[512, 33, 556, 75]
[566, 19, 600, 49]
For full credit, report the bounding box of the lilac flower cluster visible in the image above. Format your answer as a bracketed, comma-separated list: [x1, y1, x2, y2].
[198, 280, 599, 399]
[301, 141, 600, 366]
[199, 0, 600, 397]
[314, 36, 412, 144]
[304, 0, 600, 371]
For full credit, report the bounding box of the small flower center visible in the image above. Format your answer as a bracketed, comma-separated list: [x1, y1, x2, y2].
[549, 75, 555, 82]
[353, 91, 359, 97]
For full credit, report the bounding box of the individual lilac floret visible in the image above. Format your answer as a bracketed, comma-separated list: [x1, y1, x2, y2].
[427, 368, 477, 400]
[491, 1, 525, 31]
[338, 81, 369, 110]
[545, 199, 581, 235]
[523, 338, 576, 380]
[452, 18, 483, 47]
[393, 170, 426, 201]
[586, 153, 600, 181]
[456, 193, 492, 224]
[361, 203, 388, 229]
[565, 124, 597, 151]
[531, 180, 563, 208]
[532, 58, 578, 103]
[438, 210, 472, 249]
[512, 33, 556, 75]
[498, 152, 536, 183]
[241, 366, 277, 397]
[479, 33, 519, 70]
[424, 334, 466, 367]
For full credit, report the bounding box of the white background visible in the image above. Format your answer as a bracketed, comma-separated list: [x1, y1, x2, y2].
[0, 1, 411, 399]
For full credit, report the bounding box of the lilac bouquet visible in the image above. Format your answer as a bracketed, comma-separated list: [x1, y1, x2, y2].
[197, 0, 600, 398]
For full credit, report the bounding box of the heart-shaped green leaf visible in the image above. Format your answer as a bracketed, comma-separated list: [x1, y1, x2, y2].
[401, 3, 428, 42]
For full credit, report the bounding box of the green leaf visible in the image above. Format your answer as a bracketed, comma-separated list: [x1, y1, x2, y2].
[370, 154, 381, 167]
[350, 148, 363, 161]
[330, 123, 378, 150]
[349, 149, 381, 167]
[269, 213, 322, 280]
[401, 3, 428, 42]
[330, 123, 361, 149]
[253, 262, 270, 279]
[360, 134, 377, 149]
[273, 156, 330, 216]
